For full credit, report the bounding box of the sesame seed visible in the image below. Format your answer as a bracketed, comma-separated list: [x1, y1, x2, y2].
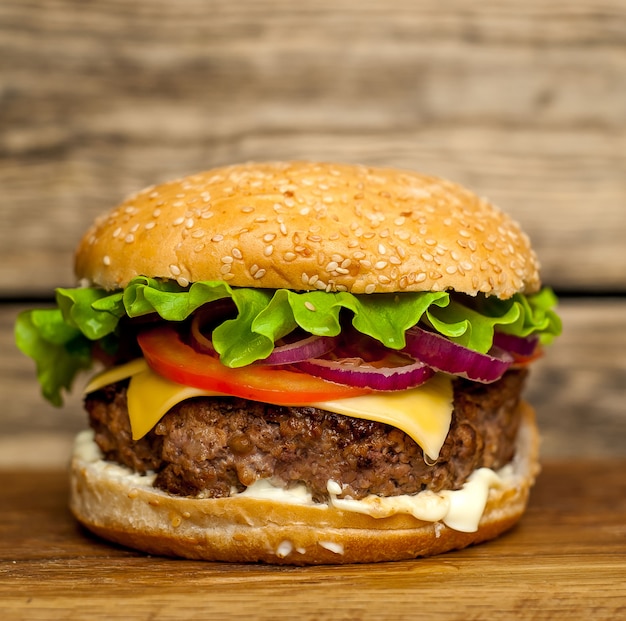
[145, 222, 156, 230]
[365, 284, 376, 294]
[103, 255, 111, 266]
[375, 261, 388, 270]
[185, 218, 194, 229]
[220, 264, 232, 275]
[253, 268, 266, 280]
[112, 227, 122, 238]
[264, 245, 274, 256]
[221, 256, 233, 264]
[125, 234, 135, 243]
[304, 301, 316, 312]
[170, 264, 181, 276]
[177, 277, 189, 288]
[232, 247, 243, 259]
[211, 234, 224, 242]
[173, 216, 185, 226]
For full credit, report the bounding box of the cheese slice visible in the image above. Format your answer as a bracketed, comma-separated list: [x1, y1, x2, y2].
[84, 359, 454, 460]
[312, 373, 452, 461]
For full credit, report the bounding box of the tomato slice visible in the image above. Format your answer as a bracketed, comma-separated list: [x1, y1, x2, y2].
[136, 325, 372, 405]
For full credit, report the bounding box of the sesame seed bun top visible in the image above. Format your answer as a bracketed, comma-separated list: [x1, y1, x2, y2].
[75, 161, 541, 298]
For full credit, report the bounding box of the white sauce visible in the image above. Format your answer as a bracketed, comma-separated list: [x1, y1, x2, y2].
[276, 540, 293, 558]
[319, 541, 345, 555]
[74, 430, 517, 534]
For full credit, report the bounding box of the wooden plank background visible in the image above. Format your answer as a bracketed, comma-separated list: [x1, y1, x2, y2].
[1, 0, 625, 465]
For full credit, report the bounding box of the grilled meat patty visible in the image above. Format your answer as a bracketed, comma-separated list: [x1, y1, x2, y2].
[86, 369, 526, 502]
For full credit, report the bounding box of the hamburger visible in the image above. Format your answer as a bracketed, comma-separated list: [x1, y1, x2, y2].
[15, 161, 561, 564]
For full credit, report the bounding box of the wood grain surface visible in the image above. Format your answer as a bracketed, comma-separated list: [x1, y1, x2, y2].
[0, 4, 625, 615]
[1, 1, 626, 293]
[1, 0, 625, 496]
[1, 460, 625, 620]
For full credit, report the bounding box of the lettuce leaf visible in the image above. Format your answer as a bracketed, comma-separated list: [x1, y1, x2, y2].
[15, 277, 562, 405]
[14, 308, 92, 406]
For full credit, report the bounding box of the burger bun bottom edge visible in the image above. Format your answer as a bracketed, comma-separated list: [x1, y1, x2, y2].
[69, 402, 540, 565]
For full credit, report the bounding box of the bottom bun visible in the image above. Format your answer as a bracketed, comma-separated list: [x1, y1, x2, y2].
[70, 402, 539, 564]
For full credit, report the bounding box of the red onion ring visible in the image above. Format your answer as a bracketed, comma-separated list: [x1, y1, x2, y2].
[403, 326, 512, 383]
[296, 352, 434, 391]
[493, 332, 539, 357]
[189, 299, 237, 356]
[257, 335, 337, 365]
[192, 307, 337, 365]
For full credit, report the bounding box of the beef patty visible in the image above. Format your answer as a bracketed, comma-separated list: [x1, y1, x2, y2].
[86, 369, 526, 502]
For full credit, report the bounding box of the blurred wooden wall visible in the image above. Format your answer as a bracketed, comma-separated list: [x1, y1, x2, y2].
[1, 1, 625, 466]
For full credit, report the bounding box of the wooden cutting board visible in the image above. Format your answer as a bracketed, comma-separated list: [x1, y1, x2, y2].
[1, 460, 625, 620]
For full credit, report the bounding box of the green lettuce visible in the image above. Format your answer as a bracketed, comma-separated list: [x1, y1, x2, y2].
[15, 276, 562, 406]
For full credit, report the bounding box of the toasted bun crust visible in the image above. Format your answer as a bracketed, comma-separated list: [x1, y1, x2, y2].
[75, 161, 540, 298]
[70, 402, 539, 564]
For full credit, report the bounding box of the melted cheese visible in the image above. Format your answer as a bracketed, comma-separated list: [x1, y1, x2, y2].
[312, 373, 452, 461]
[84, 359, 454, 459]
